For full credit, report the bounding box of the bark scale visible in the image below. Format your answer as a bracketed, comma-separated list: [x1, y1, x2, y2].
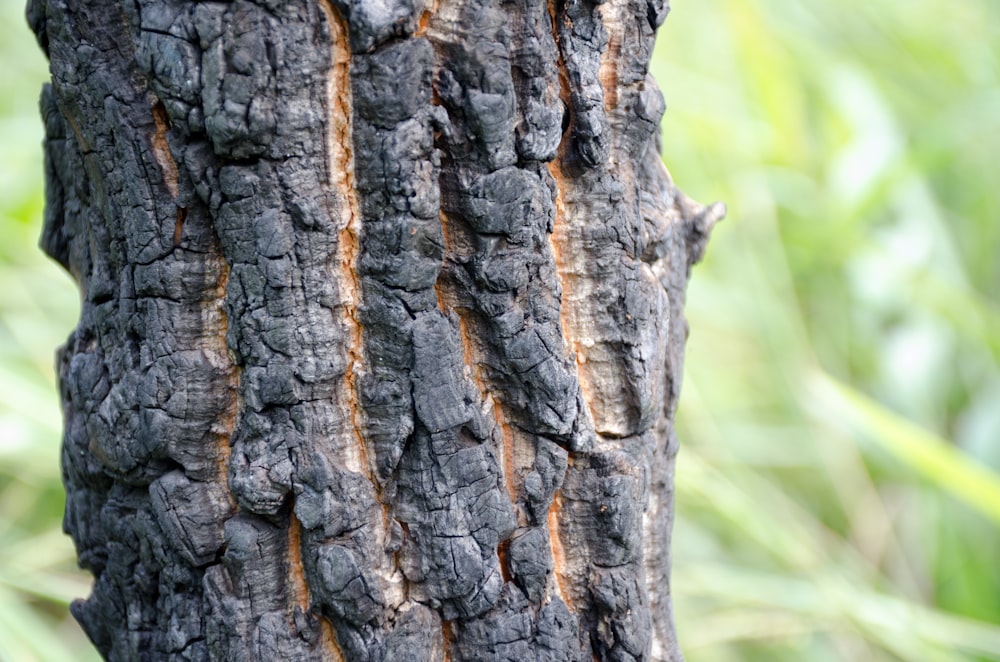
[28, 0, 721, 659]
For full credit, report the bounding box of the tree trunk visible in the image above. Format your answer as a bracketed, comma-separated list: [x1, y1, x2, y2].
[28, 0, 720, 659]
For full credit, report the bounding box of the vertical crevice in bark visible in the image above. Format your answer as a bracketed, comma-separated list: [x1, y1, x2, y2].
[318, 0, 382, 504]
[597, 3, 623, 113]
[542, 7, 584, 625]
[149, 101, 179, 199]
[545, 160, 596, 433]
[287, 511, 311, 611]
[546, 491, 572, 607]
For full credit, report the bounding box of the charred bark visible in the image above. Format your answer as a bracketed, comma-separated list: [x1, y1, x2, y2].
[28, 0, 721, 659]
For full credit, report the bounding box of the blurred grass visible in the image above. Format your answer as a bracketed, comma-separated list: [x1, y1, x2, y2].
[1, 0, 999, 660]
[0, 1, 95, 660]
[653, 0, 1000, 660]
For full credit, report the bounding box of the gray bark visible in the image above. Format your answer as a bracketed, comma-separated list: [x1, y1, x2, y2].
[28, 0, 721, 659]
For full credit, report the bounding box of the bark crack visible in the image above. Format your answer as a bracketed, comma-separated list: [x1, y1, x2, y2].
[597, 2, 623, 113]
[150, 100, 179, 199]
[317, 2, 400, 654]
[545, 2, 599, 437]
[319, 0, 373, 483]
[546, 491, 573, 609]
[287, 511, 310, 611]
[415, 0, 441, 37]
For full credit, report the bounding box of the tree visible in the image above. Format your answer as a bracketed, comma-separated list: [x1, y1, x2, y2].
[28, 0, 721, 658]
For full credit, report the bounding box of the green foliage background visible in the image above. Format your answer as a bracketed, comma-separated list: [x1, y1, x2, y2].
[1, 0, 998, 659]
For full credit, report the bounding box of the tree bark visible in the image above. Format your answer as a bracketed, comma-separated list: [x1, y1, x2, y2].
[29, 0, 721, 659]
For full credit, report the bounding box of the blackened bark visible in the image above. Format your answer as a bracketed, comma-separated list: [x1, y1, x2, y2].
[29, 0, 722, 659]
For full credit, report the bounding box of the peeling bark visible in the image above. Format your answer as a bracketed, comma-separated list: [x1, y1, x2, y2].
[29, 0, 721, 659]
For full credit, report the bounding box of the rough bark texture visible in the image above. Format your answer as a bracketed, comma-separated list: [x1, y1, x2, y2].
[29, 0, 721, 659]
